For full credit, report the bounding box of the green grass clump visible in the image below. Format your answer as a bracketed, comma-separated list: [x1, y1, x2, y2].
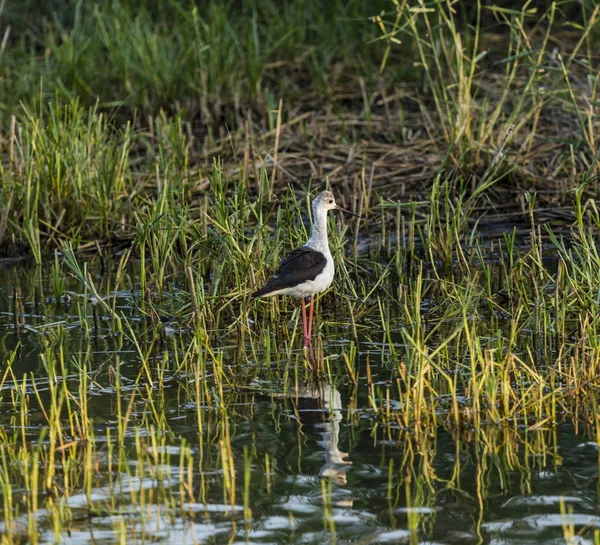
[376, 1, 600, 181]
[2, 0, 389, 120]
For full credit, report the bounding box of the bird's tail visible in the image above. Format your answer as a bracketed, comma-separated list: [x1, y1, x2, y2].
[251, 286, 272, 298]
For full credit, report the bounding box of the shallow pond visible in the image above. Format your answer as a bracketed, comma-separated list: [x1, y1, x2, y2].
[0, 256, 598, 545]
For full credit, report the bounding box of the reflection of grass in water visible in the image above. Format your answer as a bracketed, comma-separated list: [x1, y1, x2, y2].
[0, 346, 574, 543]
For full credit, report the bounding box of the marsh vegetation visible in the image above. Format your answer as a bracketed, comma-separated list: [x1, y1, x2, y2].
[1, 1, 600, 543]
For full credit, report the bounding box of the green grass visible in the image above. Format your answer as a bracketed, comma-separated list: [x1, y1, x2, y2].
[2, 0, 389, 119]
[0, 1, 598, 256]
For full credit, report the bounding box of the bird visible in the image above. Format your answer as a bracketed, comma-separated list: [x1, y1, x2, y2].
[252, 190, 361, 347]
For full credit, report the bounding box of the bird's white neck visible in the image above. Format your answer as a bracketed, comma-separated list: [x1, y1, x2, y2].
[305, 203, 329, 253]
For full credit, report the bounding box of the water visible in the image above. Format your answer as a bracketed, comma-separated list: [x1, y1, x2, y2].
[0, 258, 598, 545]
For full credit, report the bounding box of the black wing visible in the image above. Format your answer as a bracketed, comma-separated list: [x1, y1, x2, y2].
[252, 247, 326, 297]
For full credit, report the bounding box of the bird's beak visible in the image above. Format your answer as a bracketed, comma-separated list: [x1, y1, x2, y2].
[335, 205, 362, 219]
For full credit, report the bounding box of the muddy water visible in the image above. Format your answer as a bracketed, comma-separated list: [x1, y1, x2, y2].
[0, 259, 598, 545]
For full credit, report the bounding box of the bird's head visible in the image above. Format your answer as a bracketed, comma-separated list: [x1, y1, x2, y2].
[314, 190, 337, 211]
[313, 191, 362, 218]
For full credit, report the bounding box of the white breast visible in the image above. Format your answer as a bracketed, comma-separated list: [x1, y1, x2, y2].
[309, 256, 334, 294]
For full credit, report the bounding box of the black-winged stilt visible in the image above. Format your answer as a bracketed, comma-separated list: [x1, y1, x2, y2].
[252, 190, 361, 346]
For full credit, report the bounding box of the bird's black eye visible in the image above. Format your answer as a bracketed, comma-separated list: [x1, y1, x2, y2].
[328, 199, 334, 204]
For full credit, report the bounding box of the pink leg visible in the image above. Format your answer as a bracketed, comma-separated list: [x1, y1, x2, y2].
[301, 297, 309, 344]
[307, 296, 315, 341]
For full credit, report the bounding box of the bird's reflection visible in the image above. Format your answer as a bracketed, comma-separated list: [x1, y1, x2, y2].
[291, 379, 352, 486]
